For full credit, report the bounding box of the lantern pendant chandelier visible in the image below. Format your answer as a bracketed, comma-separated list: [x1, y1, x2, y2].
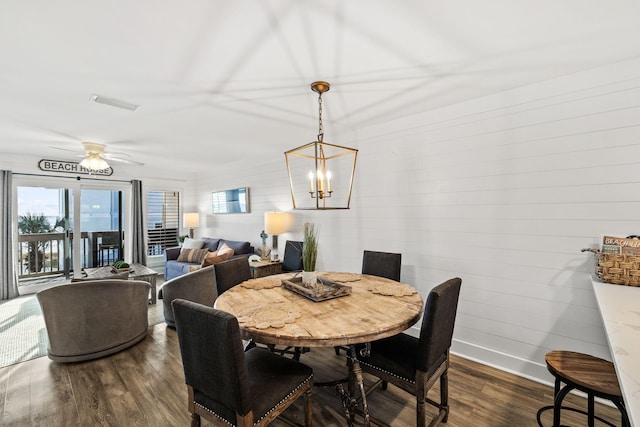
[285, 81, 358, 210]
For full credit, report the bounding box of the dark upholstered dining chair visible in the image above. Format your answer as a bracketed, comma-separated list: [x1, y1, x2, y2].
[361, 250, 402, 281]
[213, 256, 252, 296]
[355, 277, 462, 427]
[172, 299, 313, 427]
[282, 240, 303, 272]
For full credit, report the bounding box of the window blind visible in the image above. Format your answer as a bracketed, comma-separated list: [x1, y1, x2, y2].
[146, 191, 179, 256]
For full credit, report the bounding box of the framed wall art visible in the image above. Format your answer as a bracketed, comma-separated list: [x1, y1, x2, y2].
[212, 187, 250, 214]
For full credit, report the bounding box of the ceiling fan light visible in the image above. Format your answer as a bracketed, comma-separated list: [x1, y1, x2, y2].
[80, 154, 109, 171]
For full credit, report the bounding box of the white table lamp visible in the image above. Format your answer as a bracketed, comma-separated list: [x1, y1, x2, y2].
[265, 212, 289, 261]
[183, 212, 200, 239]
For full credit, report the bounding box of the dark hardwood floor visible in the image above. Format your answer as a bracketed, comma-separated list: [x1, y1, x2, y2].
[0, 323, 622, 426]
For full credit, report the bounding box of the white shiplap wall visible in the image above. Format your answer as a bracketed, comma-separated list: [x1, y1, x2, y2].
[190, 57, 640, 385]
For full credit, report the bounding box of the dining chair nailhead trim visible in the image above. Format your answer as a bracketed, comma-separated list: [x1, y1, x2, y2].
[193, 375, 312, 427]
[256, 375, 313, 424]
[194, 402, 234, 426]
[356, 358, 416, 385]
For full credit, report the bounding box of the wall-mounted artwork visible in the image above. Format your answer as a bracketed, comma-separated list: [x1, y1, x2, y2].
[212, 187, 250, 214]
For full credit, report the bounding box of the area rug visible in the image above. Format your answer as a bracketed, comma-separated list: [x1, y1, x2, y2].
[0, 292, 166, 369]
[0, 295, 49, 368]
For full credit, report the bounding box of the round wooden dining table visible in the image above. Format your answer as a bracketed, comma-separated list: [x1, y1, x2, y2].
[214, 271, 424, 427]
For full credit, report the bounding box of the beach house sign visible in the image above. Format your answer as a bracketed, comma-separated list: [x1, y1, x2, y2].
[38, 159, 113, 176]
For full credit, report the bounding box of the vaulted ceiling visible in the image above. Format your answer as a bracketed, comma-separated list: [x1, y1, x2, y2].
[1, 1, 638, 174]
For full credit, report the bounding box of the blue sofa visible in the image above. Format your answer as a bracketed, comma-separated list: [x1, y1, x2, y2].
[164, 237, 254, 280]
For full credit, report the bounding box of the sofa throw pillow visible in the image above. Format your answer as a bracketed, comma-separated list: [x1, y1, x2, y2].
[217, 242, 235, 258]
[201, 237, 221, 252]
[201, 249, 231, 267]
[177, 248, 209, 264]
[182, 238, 205, 250]
[218, 239, 250, 254]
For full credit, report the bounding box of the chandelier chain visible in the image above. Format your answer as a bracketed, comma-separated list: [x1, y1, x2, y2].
[317, 92, 324, 142]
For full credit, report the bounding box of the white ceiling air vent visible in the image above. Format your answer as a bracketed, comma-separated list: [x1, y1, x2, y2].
[90, 94, 139, 111]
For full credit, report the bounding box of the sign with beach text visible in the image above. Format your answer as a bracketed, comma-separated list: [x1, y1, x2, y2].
[38, 159, 113, 176]
[601, 235, 640, 255]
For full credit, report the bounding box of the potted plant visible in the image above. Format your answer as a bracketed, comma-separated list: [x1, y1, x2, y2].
[302, 222, 318, 287]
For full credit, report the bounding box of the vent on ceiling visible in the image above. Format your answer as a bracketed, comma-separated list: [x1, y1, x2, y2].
[91, 94, 139, 111]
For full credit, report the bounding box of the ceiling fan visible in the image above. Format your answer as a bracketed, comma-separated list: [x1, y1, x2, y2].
[50, 142, 145, 170]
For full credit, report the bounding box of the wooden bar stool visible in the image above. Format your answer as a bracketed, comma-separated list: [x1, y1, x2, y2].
[537, 350, 630, 427]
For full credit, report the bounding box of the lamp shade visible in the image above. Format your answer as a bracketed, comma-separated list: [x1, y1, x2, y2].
[264, 212, 288, 235]
[183, 212, 200, 228]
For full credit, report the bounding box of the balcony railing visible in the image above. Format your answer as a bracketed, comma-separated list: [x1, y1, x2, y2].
[18, 227, 178, 282]
[18, 231, 90, 280]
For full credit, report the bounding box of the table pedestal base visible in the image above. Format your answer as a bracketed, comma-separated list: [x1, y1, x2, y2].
[311, 345, 372, 427]
[334, 346, 372, 427]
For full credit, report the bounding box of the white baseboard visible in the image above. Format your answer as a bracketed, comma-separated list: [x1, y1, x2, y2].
[404, 325, 551, 385]
[451, 338, 553, 387]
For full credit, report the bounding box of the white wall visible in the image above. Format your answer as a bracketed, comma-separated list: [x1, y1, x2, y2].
[190, 57, 640, 385]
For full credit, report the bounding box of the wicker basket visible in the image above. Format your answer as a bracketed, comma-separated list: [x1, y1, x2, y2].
[595, 253, 640, 286]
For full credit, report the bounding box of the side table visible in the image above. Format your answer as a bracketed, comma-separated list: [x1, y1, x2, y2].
[84, 263, 158, 304]
[248, 260, 283, 278]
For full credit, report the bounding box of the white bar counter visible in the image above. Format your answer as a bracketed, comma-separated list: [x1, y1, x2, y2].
[592, 278, 640, 427]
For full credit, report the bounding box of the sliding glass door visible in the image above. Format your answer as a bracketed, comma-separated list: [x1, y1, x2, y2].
[15, 176, 129, 285]
[16, 185, 72, 279]
[80, 189, 124, 268]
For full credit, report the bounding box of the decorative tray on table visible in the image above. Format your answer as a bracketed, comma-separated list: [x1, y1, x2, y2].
[281, 277, 352, 302]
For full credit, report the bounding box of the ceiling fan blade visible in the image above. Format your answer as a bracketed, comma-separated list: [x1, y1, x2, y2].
[49, 142, 143, 166]
[104, 155, 145, 166]
[48, 146, 79, 153]
[104, 150, 132, 157]
[48, 146, 86, 159]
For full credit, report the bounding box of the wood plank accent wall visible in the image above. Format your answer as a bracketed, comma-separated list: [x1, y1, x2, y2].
[192, 57, 640, 385]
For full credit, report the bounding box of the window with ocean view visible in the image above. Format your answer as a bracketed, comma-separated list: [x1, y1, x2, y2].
[16, 186, 124, 282]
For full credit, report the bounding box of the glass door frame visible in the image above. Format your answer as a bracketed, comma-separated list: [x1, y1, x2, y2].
[13, 175, 131, 279]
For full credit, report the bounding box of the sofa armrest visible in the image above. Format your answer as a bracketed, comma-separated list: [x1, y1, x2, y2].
[164, 246, 181, 262]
